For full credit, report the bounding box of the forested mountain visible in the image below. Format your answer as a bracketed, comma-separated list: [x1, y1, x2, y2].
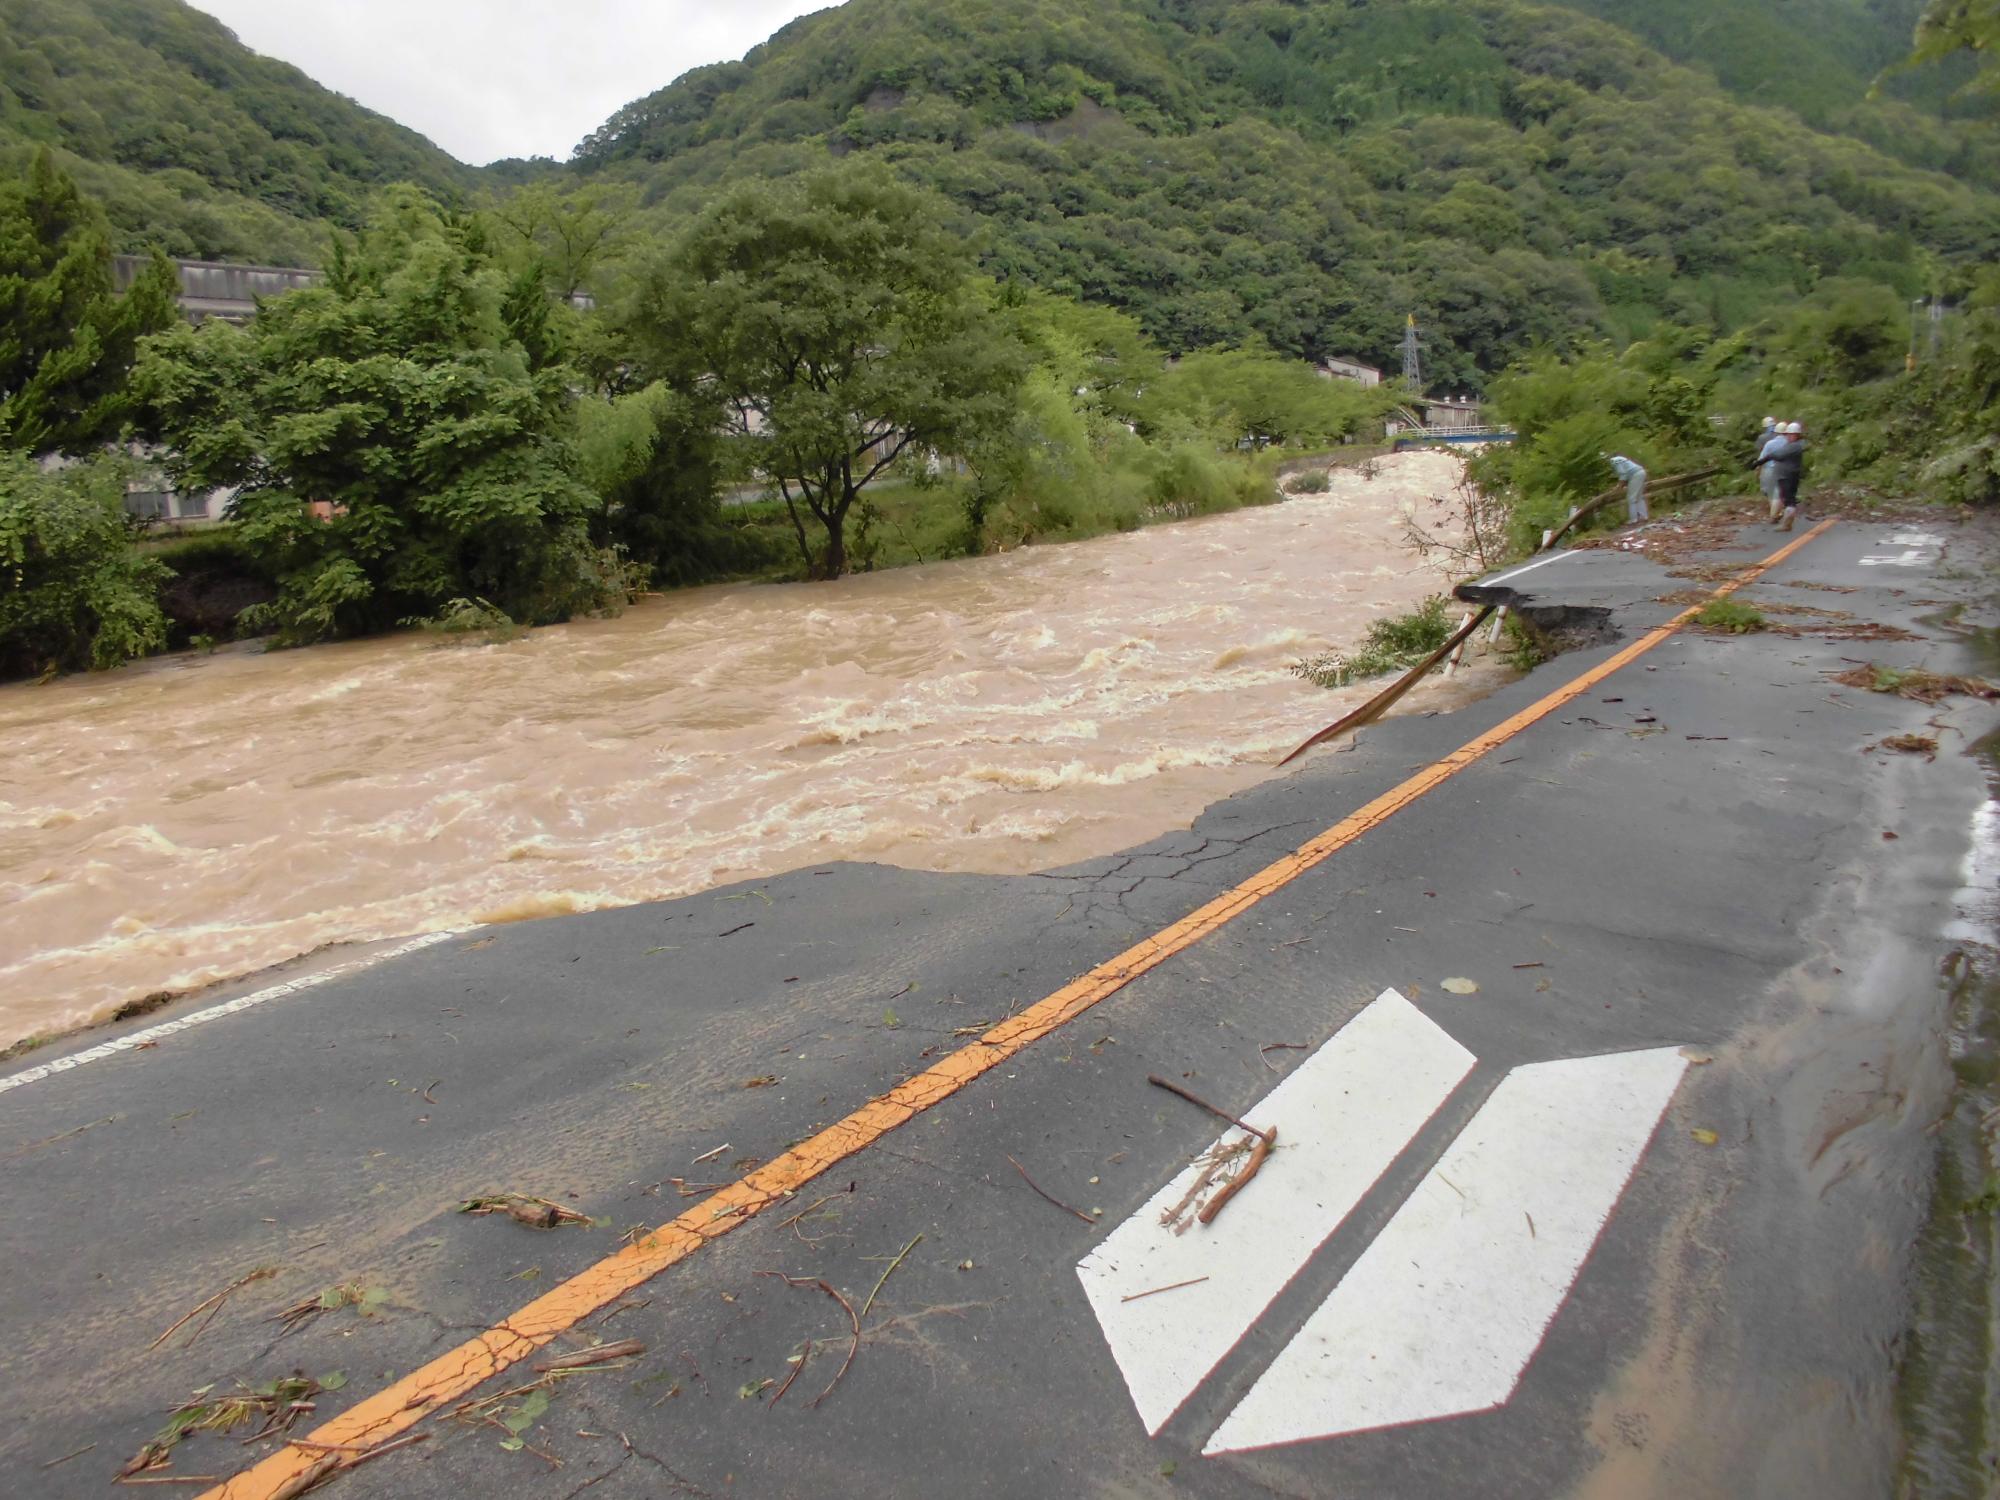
[0, 0, 472, 263]
[1552, 0, 1994, 166]
[0, 0, 1991, 391]
[567, 0, 1997, 388]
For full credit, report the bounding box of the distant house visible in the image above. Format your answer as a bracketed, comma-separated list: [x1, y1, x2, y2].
[1318, 357, 1384, 388]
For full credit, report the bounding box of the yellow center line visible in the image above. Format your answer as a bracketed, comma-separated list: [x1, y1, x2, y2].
[204, 518, 1836, 1499]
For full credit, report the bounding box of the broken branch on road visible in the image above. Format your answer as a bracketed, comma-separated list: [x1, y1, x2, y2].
[459, 1193, 595, 1229]
[755, 1273, 861, 1408]
[1147, 1074, 1273, 1145]
[148, 1266, 280, 1352]
[861, 1234, 923, 1320]
[1149, 1074, 1278, 1227]
[533, 1339, 645, 1373]
[1006, 1154, 1095, 1225]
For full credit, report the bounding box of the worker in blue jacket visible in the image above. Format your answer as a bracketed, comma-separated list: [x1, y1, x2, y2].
[1768, 424, 1816, 536]
[1606, 454, 1648, 524]
[1753, 417, 1782, 521]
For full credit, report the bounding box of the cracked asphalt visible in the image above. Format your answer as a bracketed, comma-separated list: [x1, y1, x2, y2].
[2, 507, 1997, 1500]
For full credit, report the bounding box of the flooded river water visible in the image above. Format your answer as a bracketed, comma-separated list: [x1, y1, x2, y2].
[0, 452, 1482, 1047]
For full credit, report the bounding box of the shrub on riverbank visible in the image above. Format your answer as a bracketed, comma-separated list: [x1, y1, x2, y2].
[0, 455, 168, 677]
[1290, 596, 1454, 689]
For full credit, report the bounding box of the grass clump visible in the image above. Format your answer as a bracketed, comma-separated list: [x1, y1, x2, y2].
[1694, 599, 1767, 633]
[1291, 596, 1453, 689]
[1501, 612, 1547, 673]
[1284, 468, 1332, 494]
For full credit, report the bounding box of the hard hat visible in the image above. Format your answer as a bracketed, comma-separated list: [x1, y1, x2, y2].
[1762, 415, 1777, 426]
[1783, 421, 1803, 435]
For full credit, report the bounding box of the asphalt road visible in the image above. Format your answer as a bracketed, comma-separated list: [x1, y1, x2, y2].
[3, 507, 1996, 1500]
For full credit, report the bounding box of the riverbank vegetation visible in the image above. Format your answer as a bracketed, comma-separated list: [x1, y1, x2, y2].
[0, 152, 1387, 676]
[3, 0, 1997, 679]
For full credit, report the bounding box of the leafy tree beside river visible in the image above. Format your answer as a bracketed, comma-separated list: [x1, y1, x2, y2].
[0, 149, 176, 676]
[136, 189, 635, 645]
[625, 167, 1031, 581]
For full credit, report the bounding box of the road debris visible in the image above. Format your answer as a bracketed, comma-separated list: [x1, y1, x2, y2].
[861, 1234, 923, 1319]
[121, 1374, 335, 1481]
[272, 1282, 389, 1334]
[1691, 1128, 1720, 1146]
[1007, 1154, 1096, 1225]
[39, 1441, 96, 1470]
[1441, 977, 1480, 994]
[1147, 1074, 1269, 1143]
[5, 1113, 117, 1161]
[756, 1273, 861, 1408]
[1871, 734, 1940, 759]
[1258, 1041, 1308, 1074]
[692, 1142, 731, 1165]
[459, 1193, 595, 1229]
[1831, 664, 1998, 704]
[1120, 1276, 1210, 1304]
[532, 1339, 645, 1373]
[149, 1266, 281, 1351]
[1147, 1075, 1277, 1227]
[769, 1340, 811, 1407]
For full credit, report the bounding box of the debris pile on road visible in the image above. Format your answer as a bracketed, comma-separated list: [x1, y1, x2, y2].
[1148, 1073, 1278, 1228]
[1831, 664, 1998, 703]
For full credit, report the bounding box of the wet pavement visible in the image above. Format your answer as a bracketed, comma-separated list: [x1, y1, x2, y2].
[2, 506, 1996, 1500]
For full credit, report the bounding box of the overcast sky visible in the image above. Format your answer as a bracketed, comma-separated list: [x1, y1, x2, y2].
[192, 1, 835, 165]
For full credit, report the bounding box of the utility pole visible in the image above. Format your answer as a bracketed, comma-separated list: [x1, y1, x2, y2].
[1401, 313, 1421, 390]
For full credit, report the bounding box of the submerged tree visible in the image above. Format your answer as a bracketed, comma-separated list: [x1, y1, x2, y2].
[0, 149, 177, 456]
[136, 187, 627, 644]
[629, 165, 1028, 579]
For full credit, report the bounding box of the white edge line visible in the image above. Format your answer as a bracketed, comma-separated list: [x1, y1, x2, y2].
[1481, 549, 1577, 587]
[0, 930, 464, 1096]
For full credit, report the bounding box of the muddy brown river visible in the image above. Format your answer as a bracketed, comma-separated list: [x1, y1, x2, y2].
[0, 452, 1487, 1047]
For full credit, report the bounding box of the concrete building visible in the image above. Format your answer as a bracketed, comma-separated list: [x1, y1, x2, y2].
[1419, 394, 1483, 430]
[1318, 357, 1384, 387]
[112, 255, 322, 323]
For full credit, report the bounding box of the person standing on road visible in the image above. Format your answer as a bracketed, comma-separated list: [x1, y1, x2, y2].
[1753, 416, 1782, 521]
[1753, 422, 1806, 531]
[1607, 453, 1649, 524]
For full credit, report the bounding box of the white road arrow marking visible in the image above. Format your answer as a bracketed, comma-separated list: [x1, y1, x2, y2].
[1203, 1045, 1689, 1454]
[1077, 989, 1474, 1435]
[1861, 530, 1943, 567]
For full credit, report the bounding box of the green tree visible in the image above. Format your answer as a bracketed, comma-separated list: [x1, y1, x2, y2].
[486, 180, 640, 300]
[0, 149, 177, 455]
[633, 166, 1028, 579]
[1906, 0, 2000, 91]
[136, 188, 626, 644]
[0, 452, 167, 676]
[1143, 348, 1384, 448]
